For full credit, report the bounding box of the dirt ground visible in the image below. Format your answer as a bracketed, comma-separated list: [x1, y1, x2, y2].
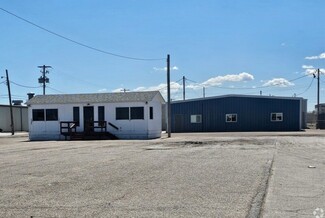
[0, 130, 324, 217]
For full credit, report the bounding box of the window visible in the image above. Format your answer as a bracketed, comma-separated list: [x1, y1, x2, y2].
[32, 109, 44, 121]
[73, 107, 80, 126]
[226, 114, 237, 122]
[116, 107, 129, 120]
[271, 113, 283, 122]
[149, 107, 153, 120]
[98, 106, 105, 121]
[131, 107, 144, 120]
[190, 115, 202, 123]
[46, 109, 58, 121]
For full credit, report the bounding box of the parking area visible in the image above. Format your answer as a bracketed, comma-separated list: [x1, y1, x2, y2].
[0, 131, 324, 217]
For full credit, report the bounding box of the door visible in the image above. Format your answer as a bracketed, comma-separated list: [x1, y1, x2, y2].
[174, 114, 184, 132]
[83, 106, 94, 133]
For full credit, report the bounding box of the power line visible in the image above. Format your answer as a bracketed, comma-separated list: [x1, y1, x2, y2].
[156, 78, 183, 91]
[294, 77, 315, 96]
[10, 80, 41, 88]
[47, 85, 65, 94]
[185, 74, 310, 90]
[0, 7, 165, 61]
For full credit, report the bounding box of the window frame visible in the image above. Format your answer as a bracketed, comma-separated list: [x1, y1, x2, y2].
[116, 107, 130, 120]
[32, 109, 45, 121]
[271, 112, 283, 122]
[190, 114, 202, 123]
[149, 107, 153, 120]
[226, 114, 237, 123]
[45, 109, 58, 121]
[73, 107, 80, 126]
[98, 106, 105, 121]
[130, 107, 144, 120]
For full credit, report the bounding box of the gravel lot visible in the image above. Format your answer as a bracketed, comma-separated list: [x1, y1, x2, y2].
[0, 131, 324, 217]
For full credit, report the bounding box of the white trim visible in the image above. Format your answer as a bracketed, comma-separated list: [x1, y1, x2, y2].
[270, 112, 283, 122]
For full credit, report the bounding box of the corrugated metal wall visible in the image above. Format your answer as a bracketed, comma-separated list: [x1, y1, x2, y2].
[0, 105, 28, 132]
[171, 96, 302, 132]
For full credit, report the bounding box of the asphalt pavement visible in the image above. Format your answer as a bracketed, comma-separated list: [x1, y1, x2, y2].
[0, 131, 324, 217]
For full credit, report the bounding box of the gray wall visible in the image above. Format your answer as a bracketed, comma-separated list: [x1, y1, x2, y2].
[0, 105, 28, 132]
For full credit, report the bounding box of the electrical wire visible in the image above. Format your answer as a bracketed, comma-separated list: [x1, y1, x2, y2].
[10, 80, 41, 88]
[47, 85, 65, 94]
[0, 7, 165, 61]
[185, 74, 310, 90]
[296, 77, 315, 96]
[156, 78, 183, 91]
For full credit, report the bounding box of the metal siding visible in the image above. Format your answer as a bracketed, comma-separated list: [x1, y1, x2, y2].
[171, 96, 301, 132]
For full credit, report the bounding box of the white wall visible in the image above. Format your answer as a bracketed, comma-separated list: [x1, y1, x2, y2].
[28, 99, 162, 140]
[0, 106, 28, 132]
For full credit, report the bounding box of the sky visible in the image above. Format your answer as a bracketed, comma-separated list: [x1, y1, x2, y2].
[0, 0, 325, 111]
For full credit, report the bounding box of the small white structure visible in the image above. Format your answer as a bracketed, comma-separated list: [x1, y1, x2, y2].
[0, 104, 28, 132]
[26, 91, 165, 140]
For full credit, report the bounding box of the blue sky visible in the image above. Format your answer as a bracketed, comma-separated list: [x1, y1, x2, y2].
[0, 0, 325, 111]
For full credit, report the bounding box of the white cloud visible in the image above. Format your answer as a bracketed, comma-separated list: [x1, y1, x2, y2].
[305, 52, 325, 60]
[112, 88, 124, 92]
[302, 65, 314, 69]
[133, 82, 182, 95]
[262, 78, 294, 87]
[301, 65, 325, 75]
[98, 88, 108, 92]
[153, 66, 179, 71]
[186, 84, 202, 90]
[201, 72, 254, 87]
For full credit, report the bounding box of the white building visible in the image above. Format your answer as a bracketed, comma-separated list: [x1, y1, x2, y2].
[0, 104, 28, 132]
[26, 91, 165, 140]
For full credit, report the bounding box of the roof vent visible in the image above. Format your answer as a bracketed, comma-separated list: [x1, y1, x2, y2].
[12, 100, 23, 106]
[27, 92, 35, 100]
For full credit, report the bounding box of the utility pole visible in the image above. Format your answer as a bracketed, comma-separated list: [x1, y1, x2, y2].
[203, 87, 206, 98]
[182, 76, 185, 100]
[121, 88, 130, 93]
[167, 54, 171, 138]
[38, 65, 51, 95]
[317, 68, 320, 129]
[5, 70, 14, 135]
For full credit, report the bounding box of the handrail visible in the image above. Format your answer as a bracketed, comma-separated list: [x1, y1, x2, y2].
[60, 121, 77, 134]
[108, 122, 119, 130]
[85, 121, 107, 133]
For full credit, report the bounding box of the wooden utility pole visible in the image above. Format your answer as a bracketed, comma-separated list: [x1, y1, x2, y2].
[38, 65, 51, 95]
[182, 76, 185, 100]
[5, 70, 14, 135]
[167, 54, 171, 137]
[317, 68, 320, 129]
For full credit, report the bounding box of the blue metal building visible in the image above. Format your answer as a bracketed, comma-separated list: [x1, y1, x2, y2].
[171, 95, 307, 132]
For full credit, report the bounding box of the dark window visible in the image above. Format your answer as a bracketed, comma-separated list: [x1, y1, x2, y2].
[226, 114, 237, 122]
[98, 106, 105, 121]
[73, 107, 80, 126]
[46, 109, 58, 121]
[149, 107, 153, 119]
[131, 107, 144, 120]
[271, 113, 283, 122]
[116, 107, 129, 120]
[32, 109, 45, 121]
